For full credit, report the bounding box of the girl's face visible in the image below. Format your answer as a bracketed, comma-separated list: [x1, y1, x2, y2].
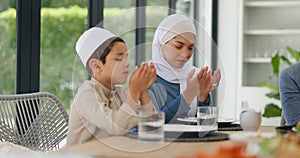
[162, 32, 195, 68]
[100, 42, 130, 89]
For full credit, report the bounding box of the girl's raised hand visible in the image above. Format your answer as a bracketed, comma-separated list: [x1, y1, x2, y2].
[197, 66, 212, 102]
[211, 68, 221, 91]
[182, 68, 199, 105]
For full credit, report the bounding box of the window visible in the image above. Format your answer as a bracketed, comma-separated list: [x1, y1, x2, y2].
[104, 0, 136, 71]
[30, 0, 213, 112]
[145, 1, 168, 61]
[0, 0, 16, 94]
[40, 1, 87, 111]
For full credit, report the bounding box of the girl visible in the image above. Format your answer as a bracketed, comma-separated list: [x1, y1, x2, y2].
[150, 14, 221, 123]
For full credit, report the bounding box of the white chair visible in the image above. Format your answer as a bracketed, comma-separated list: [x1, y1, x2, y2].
[0, 92, 69, 151]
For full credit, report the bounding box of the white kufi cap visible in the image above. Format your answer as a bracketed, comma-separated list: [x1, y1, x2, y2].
[75, 27, 115, 66]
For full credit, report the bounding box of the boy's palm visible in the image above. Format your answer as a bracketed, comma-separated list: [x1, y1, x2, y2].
[147, 63, 156, 88]
[129, 62, 156, 94]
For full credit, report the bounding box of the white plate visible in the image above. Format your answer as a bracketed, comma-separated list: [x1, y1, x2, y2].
[163, 124, 216, 132]
[218, 117, 236, 123]
[177, 117, 237, 124]
[177, 117, 197, 123]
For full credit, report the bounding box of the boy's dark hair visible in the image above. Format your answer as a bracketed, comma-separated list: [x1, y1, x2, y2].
[86, 37, 125, 76]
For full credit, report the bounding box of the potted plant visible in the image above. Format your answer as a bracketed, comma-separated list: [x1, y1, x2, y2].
[260, 47, 300, 117]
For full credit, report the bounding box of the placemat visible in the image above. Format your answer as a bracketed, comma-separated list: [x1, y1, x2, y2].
[125, 131, 229, 142]
[218, 123, 243, 131]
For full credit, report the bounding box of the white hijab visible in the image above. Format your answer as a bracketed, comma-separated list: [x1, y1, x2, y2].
[152, 14, 198, 116]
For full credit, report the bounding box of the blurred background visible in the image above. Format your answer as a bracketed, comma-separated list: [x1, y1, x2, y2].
[1, 0, 300, 125]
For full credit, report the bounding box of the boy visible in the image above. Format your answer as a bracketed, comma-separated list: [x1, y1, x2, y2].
[66, 27, 156, 146]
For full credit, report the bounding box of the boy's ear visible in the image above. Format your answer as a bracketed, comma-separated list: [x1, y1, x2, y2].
[89, 59, 104, 72]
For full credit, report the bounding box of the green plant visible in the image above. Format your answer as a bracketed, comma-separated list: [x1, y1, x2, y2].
[260, 47, 300, 117]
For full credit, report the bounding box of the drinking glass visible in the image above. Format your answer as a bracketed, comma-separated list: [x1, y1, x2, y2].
[138, 112, 165, 143]
[197, 106, 218, 137]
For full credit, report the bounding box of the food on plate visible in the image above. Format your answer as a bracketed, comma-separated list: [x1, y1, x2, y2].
[292, 121, 300, 132]
[259, 122, 300, 158]
[178, 143, 257, 158]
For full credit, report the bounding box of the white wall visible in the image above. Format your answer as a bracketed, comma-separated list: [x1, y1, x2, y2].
[217, 0, 281, 125]
[217, 0, 241, 119]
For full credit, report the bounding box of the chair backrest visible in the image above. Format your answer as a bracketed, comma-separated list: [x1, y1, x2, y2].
[0, 92, 69, 151]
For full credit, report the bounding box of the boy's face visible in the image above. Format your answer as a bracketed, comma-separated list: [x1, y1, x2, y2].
[101, 42, 130, 88]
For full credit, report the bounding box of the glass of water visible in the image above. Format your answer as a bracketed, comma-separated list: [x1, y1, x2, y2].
[197, 106, 218, 137]
[138, 112, 165, 143]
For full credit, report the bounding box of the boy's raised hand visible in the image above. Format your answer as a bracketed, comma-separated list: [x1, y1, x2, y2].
[135, 62, 156, 91]
[129, 62, 156, 102]
[147, 62, 156, 88]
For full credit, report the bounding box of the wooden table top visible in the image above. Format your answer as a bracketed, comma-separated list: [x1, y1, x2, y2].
[58, 126, 276, 158]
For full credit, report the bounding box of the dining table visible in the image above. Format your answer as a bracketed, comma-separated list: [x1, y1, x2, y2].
[58, 126, 276, 158]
